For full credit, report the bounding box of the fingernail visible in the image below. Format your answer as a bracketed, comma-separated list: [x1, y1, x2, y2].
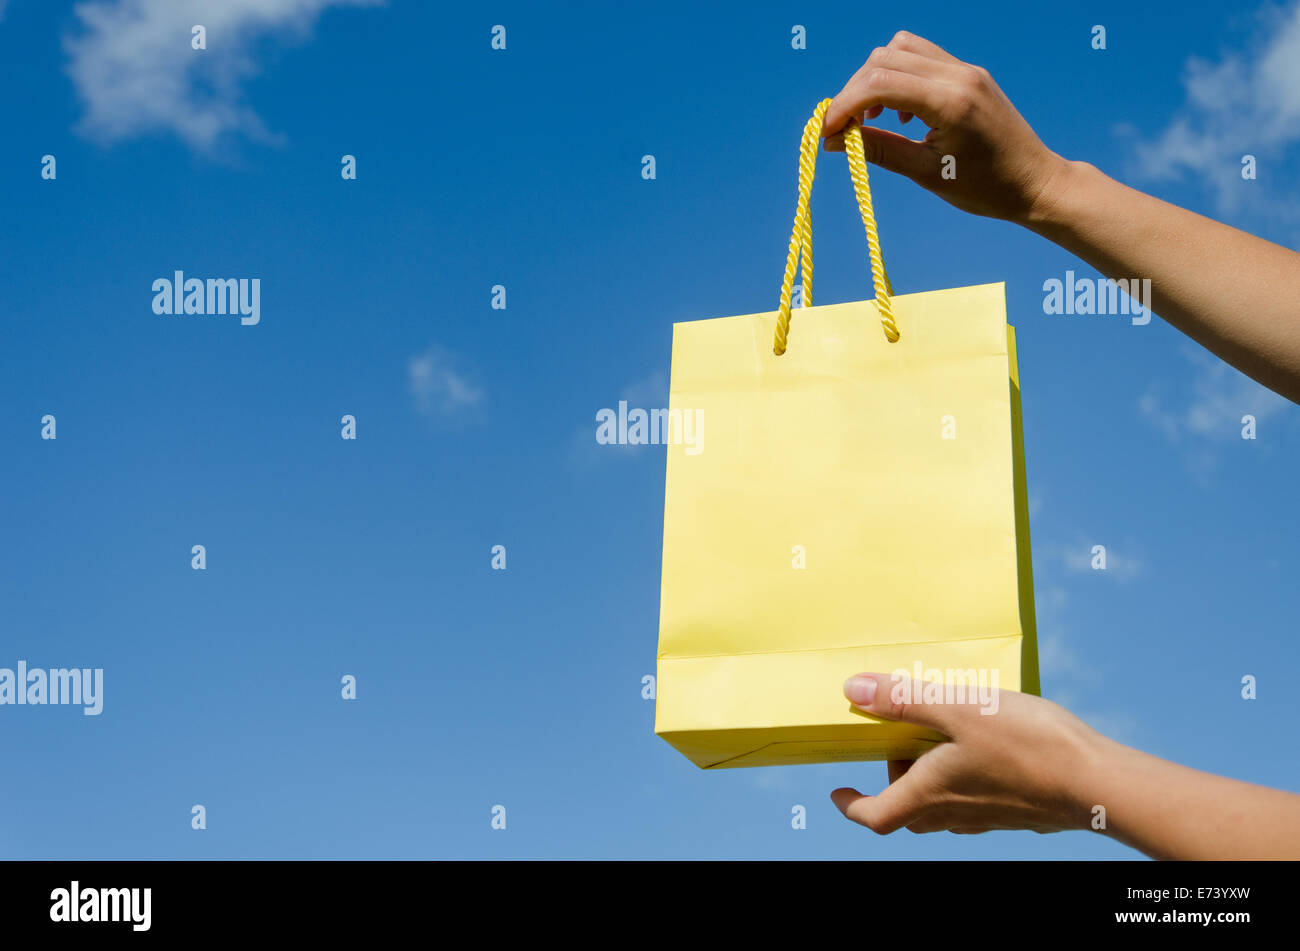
[844, 675, 877, 706]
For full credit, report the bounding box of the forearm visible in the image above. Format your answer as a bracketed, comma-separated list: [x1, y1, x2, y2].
[1023, 158, 1300, 403]
[1075, 732, 1300, 859]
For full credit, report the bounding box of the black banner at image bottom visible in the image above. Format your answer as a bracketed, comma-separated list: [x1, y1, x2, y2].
[0, 860, 1278, 938]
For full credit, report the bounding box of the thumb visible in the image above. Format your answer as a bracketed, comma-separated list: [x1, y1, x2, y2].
[855, 126, 938, 183]
[825, 127, 936, 183]
[831, 778, 924, 835]
[843, 671, 966, 736]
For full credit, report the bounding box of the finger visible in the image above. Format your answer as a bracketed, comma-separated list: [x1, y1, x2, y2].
[868, 46, 965, 82]
[887, 758, 916, 784]
[825, 108, 871, 152]
[825, 45, 963, 137]
[824, 67, 948, 136]
[826, 126, 936, 184]
[856, 126, 939, 181]
[905, 817, 951, 834]
[887, 30, 963, 65]
[830, 781, 924, 835]
[843, 672, 974, 735]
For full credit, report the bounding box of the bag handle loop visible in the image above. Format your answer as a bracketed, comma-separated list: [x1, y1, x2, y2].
[774, 98, 898, 355]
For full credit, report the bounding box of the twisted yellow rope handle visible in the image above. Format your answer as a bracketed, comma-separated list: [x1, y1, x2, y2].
[774, 98, 897, 355]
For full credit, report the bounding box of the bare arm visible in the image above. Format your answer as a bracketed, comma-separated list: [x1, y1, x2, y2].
[823, 31, 1300, 403]
[836, 674, 1300, 859]
[1087, 731, 1300, 860]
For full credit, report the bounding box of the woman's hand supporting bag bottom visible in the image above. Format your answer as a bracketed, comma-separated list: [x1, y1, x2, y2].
[836, 674, 1300, 859]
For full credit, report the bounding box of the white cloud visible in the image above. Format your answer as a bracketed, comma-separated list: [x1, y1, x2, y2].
[1033, 578, 1139, 745]
[619, 371, 668, 411]
[1034, 584, 1098, 683]
[1050, 688, 1139, 746]
[1060, 543, 1144, 582]
[749, 762, 862, 794]
[1140, 348, 1289, 441]
[64, 0, 381, 150]
[1139, 346, 1290, 480]
[1037, 627, 1086, 681]
[1129, 3, 1300, 222]
[407, 346, 483, 420]
[567, 370, 670, 468]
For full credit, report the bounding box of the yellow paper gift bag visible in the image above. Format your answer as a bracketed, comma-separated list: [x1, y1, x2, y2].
[654, 99, 1040, 769]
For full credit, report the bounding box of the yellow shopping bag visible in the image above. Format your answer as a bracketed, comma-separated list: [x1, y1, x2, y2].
[655, 99, 1040, 769]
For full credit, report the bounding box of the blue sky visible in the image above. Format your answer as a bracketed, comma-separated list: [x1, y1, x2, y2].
[1, 0, 1298, 859]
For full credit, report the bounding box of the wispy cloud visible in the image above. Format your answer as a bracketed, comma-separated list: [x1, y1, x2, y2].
[1034, 575, 1138, 744]
[407, 345, 484, 421]
[1049, 688, 1139, 746]
[749, 762, 855, 794]
[1140, 348, 1289, 441]
[1035, 584, 1098, 684]
[1060, 543, 1144, 582]
[567, 370, 669, 467]
[1139, 346, 1290, 479]
[1127, 2, 1300, 223]
[64, 0, 382, 150]
[619, 372, 669, 412]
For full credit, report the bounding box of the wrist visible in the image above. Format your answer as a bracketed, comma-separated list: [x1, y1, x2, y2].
[1016, 154, 1093, 234]
[1053, 720, 1119, 831]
